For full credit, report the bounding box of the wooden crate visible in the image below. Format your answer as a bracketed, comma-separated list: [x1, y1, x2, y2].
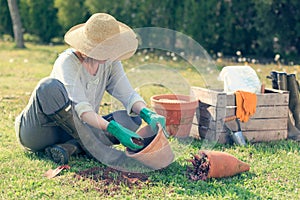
[190, 87, 289, 143]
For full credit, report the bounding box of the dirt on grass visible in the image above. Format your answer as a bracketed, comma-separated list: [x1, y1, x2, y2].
[73, 166, 150, 196]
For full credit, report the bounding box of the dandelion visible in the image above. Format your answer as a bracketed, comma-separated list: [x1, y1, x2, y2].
[274, 54, 280, 62]
[273, 37, 279, 42]
[180, 52, 185, 57]
[9, 58, 14, 63]
[172, 56, 177, 61]
[145, 55, 150, 60]
[170, 52, 175, 57]
[159, 56, 164, 61]
[137, 52, 142, 56]
[24, 59, 28, 63]
[166, 52, 171, 56]
[236, 51, 242, 56]
[217, 52, 223, 57]
[256, 68, 261, 73]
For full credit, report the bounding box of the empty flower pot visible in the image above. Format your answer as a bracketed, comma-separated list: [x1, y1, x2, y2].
[150, 94, 198, 138]
[126, 124, 174, 170]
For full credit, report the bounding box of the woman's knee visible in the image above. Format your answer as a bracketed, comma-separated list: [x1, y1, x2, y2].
[36, 78, 69, 115]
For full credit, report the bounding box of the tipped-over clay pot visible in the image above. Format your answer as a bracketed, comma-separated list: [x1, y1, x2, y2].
[126, 124, 174, 170]
[201, 150, 250, 178]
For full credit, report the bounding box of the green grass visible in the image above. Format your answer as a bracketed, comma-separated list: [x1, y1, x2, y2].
[0, 41, 300, 199]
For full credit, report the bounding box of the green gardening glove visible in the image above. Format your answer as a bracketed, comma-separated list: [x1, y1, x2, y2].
[107, 120, 144, 150]
[140, 108, 166, 132]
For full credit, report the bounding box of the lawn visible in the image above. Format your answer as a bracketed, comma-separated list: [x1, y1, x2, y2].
[0, 41, 299, 199]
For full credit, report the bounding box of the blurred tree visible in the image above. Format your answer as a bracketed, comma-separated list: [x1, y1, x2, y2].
[270, 0, 300, 59]
[20, 0, 60, 43]
[54, 0, 89, 34]
[254, 0, 300, 60]
[1, 0, 299, 61]
[181, 0, 220, 53]
[7, 0, 25, 48]
[221, 0, 257, 55]
[0, 0, 13, 37]
[84, 0, 135, 25]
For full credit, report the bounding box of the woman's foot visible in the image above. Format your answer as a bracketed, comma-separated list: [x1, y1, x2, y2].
[45, 139, 82, 164]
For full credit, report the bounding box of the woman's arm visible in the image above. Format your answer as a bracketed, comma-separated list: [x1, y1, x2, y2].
[105, 61, 146, 115]
[80, 111, 109, 130]
[131, 101, 147, 115]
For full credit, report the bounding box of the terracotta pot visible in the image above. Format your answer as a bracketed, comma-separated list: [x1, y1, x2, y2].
[202, 150, 250, 178]
[150, 94, 198, 138]
[188, 150, 250, 180]
[126, 124, 174, 170]
[193, 150, 250, 178]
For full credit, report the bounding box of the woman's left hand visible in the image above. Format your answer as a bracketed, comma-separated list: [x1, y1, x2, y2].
[140, 107, 166, 133]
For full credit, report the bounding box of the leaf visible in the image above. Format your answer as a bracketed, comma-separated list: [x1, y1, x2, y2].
[44, 165, 71, 179]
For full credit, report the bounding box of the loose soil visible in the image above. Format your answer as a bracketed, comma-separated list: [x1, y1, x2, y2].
[158, 99, 187, 103]
[73, 166, 149, 196]
[187, 152, 210, 181]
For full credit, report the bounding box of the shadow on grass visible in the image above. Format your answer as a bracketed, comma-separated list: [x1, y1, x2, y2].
[22, 144, 261, 199]
[151, 161, 260, 199]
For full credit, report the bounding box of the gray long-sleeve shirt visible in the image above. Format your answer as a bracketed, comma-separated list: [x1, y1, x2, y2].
[50, 49, 144, 118]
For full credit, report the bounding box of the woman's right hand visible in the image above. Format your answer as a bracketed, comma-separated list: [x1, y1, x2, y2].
[107, 120, 144, 150]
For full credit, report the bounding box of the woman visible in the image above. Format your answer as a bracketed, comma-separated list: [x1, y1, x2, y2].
[15, 13, 165, 165]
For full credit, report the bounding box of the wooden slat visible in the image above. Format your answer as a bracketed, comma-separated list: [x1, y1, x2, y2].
[197, 126, 230, 144]
[198, 104, 288, 121]
[196, 126, 287, 143]
[191, 87, 228, 107]
[191, 87, 289, 107]
[198, 118, 287, 132]
[244, 130, 288, 142]
[189, 123, 199, 139]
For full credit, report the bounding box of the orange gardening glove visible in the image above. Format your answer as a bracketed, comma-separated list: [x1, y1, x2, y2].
[240, 91, 257, 116]
[235, 91, 246, 122]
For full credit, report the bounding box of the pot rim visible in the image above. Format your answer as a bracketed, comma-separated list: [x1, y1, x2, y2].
[150, 94, 198, 105]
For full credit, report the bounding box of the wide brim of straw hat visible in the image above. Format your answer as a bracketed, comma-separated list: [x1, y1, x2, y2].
[64, 21, 138, 61]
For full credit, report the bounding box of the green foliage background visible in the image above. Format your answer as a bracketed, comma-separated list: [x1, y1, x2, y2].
[1, 0, 300, 62]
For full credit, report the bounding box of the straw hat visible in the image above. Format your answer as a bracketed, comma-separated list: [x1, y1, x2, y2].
[64, 13, 138, 61]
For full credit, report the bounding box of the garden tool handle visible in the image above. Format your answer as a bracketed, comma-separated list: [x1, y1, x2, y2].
[223, 122, 234, 135]
[236, 118, 242, 132]
[224, 115, 237, 122]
